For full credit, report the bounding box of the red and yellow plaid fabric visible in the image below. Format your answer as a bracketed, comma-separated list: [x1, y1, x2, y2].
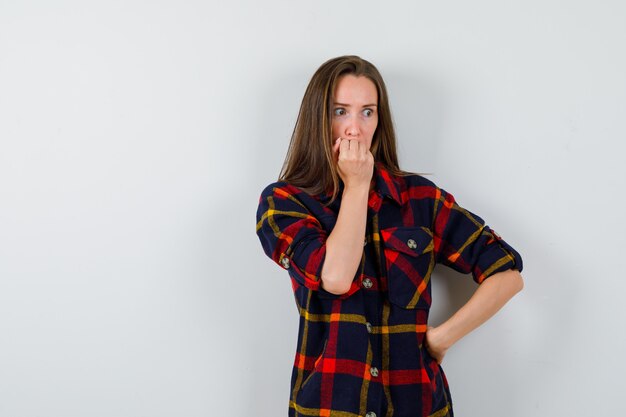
[256, 162, 523, 417]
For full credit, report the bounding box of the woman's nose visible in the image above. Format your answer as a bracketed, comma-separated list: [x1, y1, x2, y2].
[346, 118, 360, 136]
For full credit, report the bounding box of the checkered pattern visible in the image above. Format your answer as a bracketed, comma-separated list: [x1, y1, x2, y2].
[256, 162, 523, 417]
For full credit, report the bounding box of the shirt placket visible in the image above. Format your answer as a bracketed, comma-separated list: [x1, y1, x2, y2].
[359, 191, 387, 417]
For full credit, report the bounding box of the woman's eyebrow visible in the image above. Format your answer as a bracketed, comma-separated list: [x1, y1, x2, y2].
[333, 102, 378, 107]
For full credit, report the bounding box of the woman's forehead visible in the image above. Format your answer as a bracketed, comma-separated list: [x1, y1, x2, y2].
[334, 75, 378, 103]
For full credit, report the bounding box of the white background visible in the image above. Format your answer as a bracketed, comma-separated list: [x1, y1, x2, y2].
[1, 1, 624, 416]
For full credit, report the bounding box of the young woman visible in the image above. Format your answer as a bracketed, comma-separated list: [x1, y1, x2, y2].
[255, 55, 524, 417]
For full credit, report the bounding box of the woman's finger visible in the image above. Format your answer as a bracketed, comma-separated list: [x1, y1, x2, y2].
[333, 137, 341, 154]
[348, 139, 360, 154]
[340, 137, 350, 154]
[358, 140, 368, 158]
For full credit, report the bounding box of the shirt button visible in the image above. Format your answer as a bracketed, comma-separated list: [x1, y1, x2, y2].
[366, 413, 377, 417]
[362, 278, 373, 289]
[370, 366, 379, 377]
[280, 257, 290, 269]
[365, 322, 372, 333]
[407, 238, 417, 249]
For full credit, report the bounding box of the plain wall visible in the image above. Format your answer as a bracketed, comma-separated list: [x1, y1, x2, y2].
[1, 1, 624, 416]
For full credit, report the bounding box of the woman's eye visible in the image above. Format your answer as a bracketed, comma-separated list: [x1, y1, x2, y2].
[363, 109, 373, 117]
[333, 108, 346, 116]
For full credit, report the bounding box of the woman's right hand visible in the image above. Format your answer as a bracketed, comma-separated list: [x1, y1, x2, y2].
[332, 137, 374, 189]
[321, 137, 373, 295]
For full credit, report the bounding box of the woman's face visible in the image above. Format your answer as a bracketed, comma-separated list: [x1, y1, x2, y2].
[331, 74, 379, 150]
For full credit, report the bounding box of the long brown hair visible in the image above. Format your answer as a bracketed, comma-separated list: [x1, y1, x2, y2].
[279, 55, 413, 204]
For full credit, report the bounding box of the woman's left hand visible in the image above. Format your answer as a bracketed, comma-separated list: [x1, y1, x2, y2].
[424, 326, 449, 364]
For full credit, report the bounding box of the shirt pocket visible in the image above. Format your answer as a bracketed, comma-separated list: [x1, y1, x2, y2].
[381, 226, 436, 309]
[296, 338, 328, 408]
[300, 338, 327, 390]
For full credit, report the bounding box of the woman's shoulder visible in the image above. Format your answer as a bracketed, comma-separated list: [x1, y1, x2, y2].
[257, 180, 336, 222]
[258, 180, 328, 210]
[258, 180, 313, 200]
[259, 180, 289, 198]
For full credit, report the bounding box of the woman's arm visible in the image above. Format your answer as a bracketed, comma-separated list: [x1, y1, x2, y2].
[320, 137, 373, 295]
[321, 185, 369, 294]
[425, 268, 524, 363]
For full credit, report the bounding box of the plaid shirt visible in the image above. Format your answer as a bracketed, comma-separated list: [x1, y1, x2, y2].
[255, 162, 523, 417]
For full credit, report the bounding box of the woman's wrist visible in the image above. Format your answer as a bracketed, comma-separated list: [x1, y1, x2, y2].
[433, 323, 457, 351]
[342, 181, 371, 196]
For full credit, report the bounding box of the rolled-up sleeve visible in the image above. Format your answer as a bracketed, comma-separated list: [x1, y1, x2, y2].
[255, 183, 328, 291]
[432, 186, 523, 284]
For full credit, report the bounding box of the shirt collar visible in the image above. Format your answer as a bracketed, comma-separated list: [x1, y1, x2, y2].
[373, 161, 404, 205]
[316, 162, 404, 206]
